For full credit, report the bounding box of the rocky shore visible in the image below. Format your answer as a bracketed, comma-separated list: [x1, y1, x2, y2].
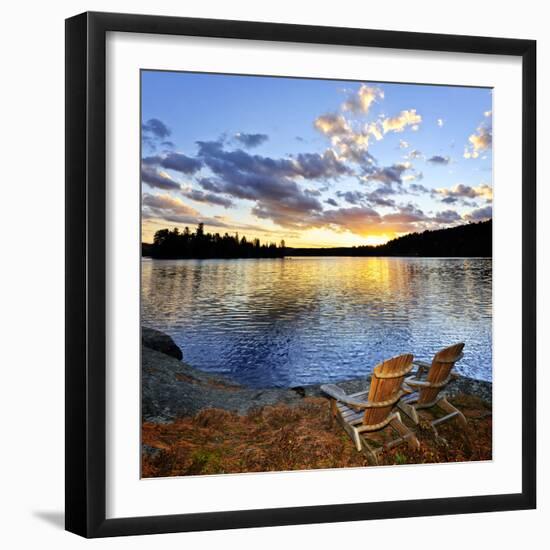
[142, 327, 492, 423]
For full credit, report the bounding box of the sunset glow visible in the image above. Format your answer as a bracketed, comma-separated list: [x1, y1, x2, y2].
[141, 72, 493, 247]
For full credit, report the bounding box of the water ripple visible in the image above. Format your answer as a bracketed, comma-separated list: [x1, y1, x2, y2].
[142, 257, 492, 387]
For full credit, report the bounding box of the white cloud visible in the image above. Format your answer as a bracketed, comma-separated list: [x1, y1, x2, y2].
[402, 171, 423, 182]
[314, 114, 376, 164]
[314, 114, 351, 136]
[143, 193, 198, 214]
[342, 84, 384, 114]
[406, 149, 423, 160]
[365, 122, 383, 141]
[437, 118, 444, 127]
[464, 205, 492, 221]
[434, 183, 493, 203]
[382, 109, 422, 133]
[464, 120, 493, 159]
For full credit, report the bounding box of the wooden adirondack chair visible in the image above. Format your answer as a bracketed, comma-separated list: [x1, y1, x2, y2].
[321, 353, 420, 465]
[397, 343, 467, 434]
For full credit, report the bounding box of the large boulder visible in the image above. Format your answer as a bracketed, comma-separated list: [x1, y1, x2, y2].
[141, 346, 309, 422]
[142, 326, 183, 360]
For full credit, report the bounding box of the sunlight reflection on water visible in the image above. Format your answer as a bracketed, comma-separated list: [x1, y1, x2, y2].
[141, 257, 492, 387]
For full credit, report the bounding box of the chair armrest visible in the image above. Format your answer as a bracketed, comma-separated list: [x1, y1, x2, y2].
[321, 384, 406, 409]
[405, 373, 453, 390]
[321, 384, 370, 409]
[404, 376, 431, 388]
[348, 389, 369, 399]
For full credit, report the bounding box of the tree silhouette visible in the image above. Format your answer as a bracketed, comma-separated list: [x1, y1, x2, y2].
[288, 220, 492, 258]
[148, 224, 286, 259]
[143, 220, 492, 259]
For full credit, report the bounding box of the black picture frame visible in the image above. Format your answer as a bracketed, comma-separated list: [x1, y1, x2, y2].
[65, 11, 536, 538]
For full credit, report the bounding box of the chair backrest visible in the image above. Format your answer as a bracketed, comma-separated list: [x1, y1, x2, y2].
[418, 342, 465, 405]
[364, 353, 414, 426]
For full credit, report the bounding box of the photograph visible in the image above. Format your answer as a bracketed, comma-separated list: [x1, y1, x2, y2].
[0, 1, 541, 544]
[140, 71, 493, 477]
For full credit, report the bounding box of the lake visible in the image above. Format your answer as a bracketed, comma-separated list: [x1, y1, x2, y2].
[142, 256, 492, 387]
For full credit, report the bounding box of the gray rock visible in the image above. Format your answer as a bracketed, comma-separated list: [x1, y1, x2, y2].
[142, 326, 183, 360]
[142, 346, 311, 422]
[443, 375, 492, 404]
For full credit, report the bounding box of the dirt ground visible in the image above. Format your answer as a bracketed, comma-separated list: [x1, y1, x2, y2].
[142, 393, 492, 477]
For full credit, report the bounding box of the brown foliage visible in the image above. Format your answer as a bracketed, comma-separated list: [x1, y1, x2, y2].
[142, 394, 492, 478]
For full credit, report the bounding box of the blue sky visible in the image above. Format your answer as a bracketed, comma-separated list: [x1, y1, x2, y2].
[141, 71, 493, 246]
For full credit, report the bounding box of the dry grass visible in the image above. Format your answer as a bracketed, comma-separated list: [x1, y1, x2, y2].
[142, 394, 492, 478]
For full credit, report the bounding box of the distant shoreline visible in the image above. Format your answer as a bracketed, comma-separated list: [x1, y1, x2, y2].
[141, 254, 493, 259]
[143, 219, 492, 260]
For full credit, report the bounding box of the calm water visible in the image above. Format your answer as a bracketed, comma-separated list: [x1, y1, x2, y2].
[142, 257, 492, 387]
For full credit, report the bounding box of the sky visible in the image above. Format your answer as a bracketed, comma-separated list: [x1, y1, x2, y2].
[141, 71, 493, 247]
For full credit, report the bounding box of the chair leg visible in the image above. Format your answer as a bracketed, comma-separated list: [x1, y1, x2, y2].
[336, 413, 362, 451]
[351, 428, 362, 452]
[437, 397, 467, 429]
[397, 400, 420, 424]
[390, 414, 420, 451]
[359, 437, 379, 466]
[436, 396, 472, 447]
[430, 425, 448, 446]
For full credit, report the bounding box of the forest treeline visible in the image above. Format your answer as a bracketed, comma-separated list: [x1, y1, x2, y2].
[290, 220, 492, 257]
[142, 219, 492, 259]
[143, 223, 286, 259]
